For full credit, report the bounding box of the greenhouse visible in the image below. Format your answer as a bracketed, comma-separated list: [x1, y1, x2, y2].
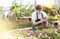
[0, 0, 60, 39]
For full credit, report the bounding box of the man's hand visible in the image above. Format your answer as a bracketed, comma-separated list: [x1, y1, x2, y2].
[41, 18, 47, 22]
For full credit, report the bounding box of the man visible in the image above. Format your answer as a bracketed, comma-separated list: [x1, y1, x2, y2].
[31, 5, 48, 31]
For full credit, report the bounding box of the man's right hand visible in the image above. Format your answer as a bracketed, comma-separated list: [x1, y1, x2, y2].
[41, 18, 47, 22]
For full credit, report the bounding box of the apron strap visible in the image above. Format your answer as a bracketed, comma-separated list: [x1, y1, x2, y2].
[36, 13, 43, 20]
[41, 13, 43, 18]
[36, 13, 38, 20]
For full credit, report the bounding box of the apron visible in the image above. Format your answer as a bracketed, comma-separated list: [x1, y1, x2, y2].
[32, 13, 46, 31]
[35, 13, 43, 26]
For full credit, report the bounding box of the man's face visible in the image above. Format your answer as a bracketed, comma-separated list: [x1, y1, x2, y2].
[37, 9, 42, 14]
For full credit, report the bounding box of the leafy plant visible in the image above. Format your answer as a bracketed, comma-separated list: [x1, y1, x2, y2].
[11, 0, 34, 19]
[57, 29, 60, 33]
[43, 6, 51, 13]
[0, 6, 4, 14]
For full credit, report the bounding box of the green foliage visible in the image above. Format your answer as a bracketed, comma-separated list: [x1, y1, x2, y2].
[43, 6, 51, 13]
[10, 0, 34, 19]
[57, 29, 60, 33]
[16, 22, 32, 28]
[57, 7, 60, 14]
[0, 6, 3, 14]
[46, 26, 53, 29]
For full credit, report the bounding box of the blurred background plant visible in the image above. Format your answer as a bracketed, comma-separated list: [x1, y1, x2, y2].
[0, 6, 4, 16]
[10, 0, 34, 20]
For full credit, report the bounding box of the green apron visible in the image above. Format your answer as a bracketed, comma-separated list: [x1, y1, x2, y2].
[32, 13, 43, 31]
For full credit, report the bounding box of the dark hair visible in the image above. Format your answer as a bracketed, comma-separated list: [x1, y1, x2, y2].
[36, 5, 43, 10]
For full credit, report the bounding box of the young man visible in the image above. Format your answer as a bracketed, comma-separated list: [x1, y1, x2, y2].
[31, 5, 48, 31]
